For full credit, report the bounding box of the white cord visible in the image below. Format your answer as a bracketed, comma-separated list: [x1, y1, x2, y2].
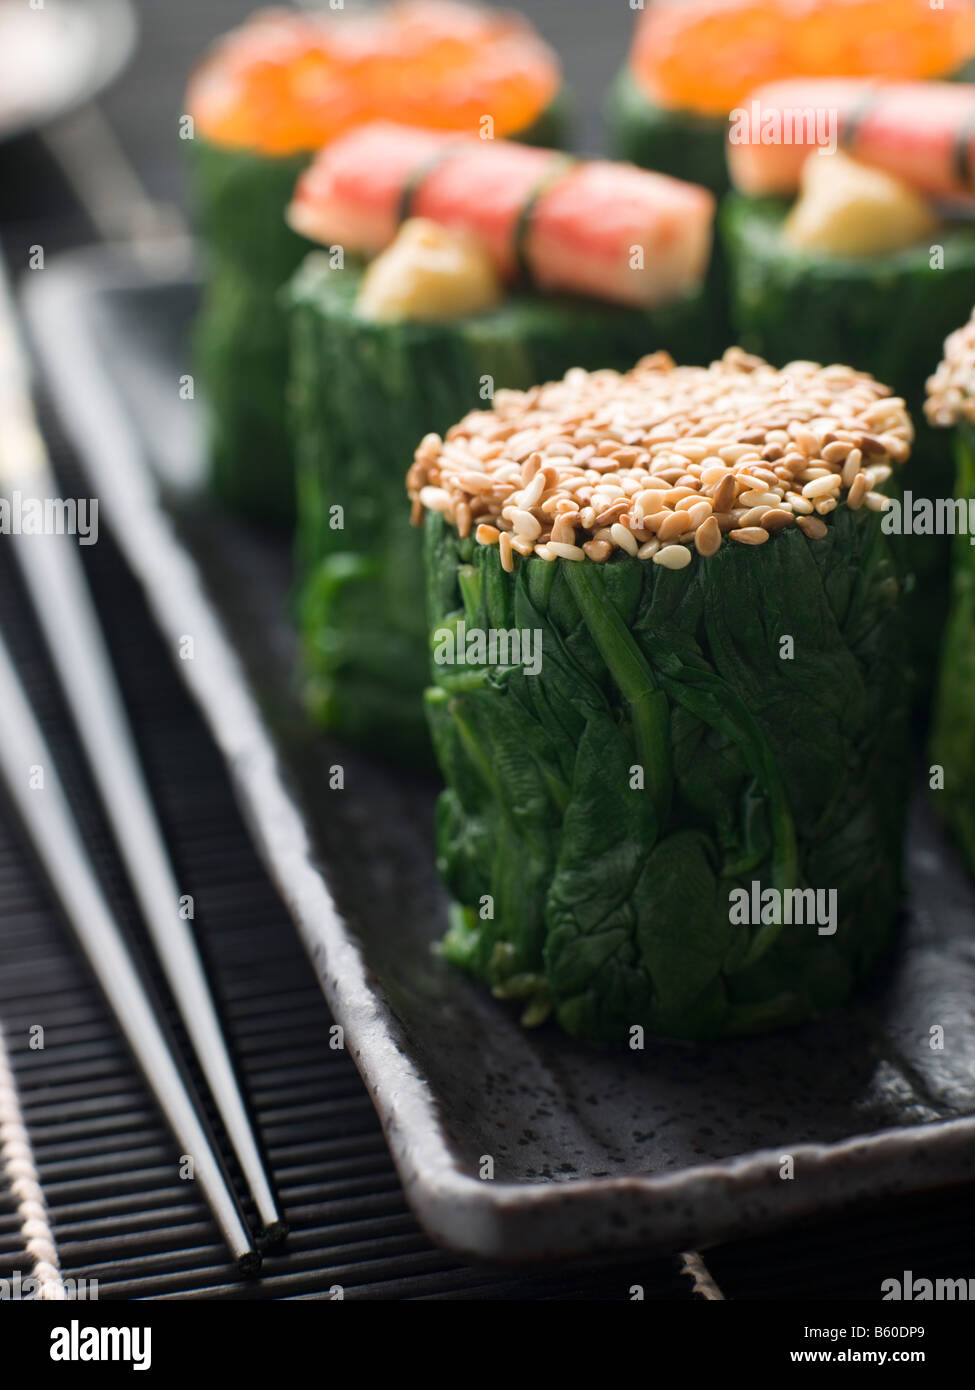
[0, 1025, 65, 1300]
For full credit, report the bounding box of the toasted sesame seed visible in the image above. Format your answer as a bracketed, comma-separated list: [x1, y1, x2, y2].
[653, 544, 692, 570]
[520, 452, 542, 484]
[841, 448, 863, 487]
[673, 442, 709, 463]
[719, 444, 756, 464]
[694, 516, 721, 556]
[498, 532, 514, 572]
[637, 539, 661, 560]
[594, 500, 629, 526]
[416, 432, 442, 460]
[790, 426, 820, 455]
[797, 515, 828, 540]
[802, 475, 842, 499]
[846, 473, 869, 510]
[736, 474, 770, 494]
[458, 471, 496, 495]
[583, 539, 612, 562]
[419, 485, 452, 512]
[548, 540, 587, 561]
[610, 523, 639, 556]
[685, 500, 713, 530]
[761, 509, 795, 534]
[634, 490, 667, 520]
[710, 474, 737, 513]
[780, 451, 806, 473]
[729, 527, 769, 546]
[656, 510, 691, 542]
[864, 491, 889, 512]
[519, 472, 546, 508]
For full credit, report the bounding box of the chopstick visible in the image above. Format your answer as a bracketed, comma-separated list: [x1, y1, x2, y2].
[0, 624, 260, 1273]
[0, 264, 285, 1247]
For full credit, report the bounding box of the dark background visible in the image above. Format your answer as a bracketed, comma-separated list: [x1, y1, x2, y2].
[1, 0, 974, 1300]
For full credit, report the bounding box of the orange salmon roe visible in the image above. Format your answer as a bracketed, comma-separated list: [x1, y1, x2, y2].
[187, 1, 561, 156]
[632, 0, 975, 117]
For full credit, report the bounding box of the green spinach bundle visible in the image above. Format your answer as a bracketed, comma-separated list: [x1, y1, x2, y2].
[289, 257, 714, 762]
[930, 424, 975, 869]
[720, 196, 975, 694]
[415, 352, 912, 1041]
[927, 315, 975, 873]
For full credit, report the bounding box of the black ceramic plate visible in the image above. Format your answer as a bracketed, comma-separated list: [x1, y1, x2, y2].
[22, 246, 975, 1263]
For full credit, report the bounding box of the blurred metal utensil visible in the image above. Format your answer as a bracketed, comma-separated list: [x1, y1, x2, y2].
[42, 101, 192, 274]
[0, 260, 285, 1247]
[0, 0, 136, 146]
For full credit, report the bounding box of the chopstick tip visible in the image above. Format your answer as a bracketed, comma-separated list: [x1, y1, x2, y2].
[262, 1218, 289, 1247]
[237, 1248, 263, 1277]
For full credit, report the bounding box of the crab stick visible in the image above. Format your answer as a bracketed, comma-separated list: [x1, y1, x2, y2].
[287, 122, 715, 309]
[728, 78, 975, 203]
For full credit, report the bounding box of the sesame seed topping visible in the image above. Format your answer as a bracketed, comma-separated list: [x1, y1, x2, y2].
[926, 309, 975, 429]
[407, 349, 912, 566]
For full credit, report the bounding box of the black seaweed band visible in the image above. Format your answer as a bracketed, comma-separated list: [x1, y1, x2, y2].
[512, 153, 576, 285]
[395, 145, 575, 288]
[954, 106, 975, 193]
[396, 144, 466, 227]
[839, 88, 881, 158]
